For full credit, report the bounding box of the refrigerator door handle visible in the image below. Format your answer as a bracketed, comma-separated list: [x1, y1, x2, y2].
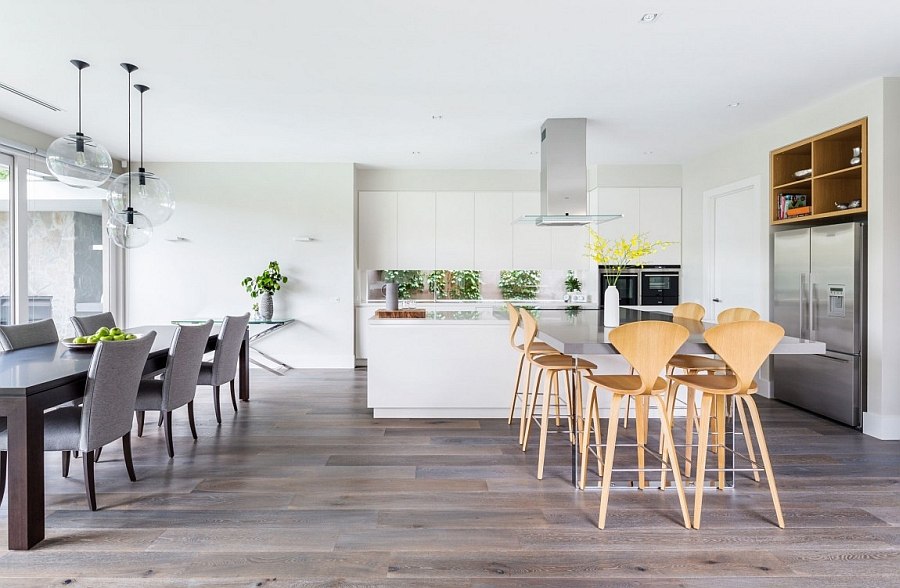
[800, 273, 808, 340]
[809, 273, 816, 341]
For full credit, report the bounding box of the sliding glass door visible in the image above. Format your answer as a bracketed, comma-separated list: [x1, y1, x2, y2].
[0, 154, 11, 325]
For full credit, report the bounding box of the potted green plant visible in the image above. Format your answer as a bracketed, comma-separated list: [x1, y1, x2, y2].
[242, 261, 288, 320]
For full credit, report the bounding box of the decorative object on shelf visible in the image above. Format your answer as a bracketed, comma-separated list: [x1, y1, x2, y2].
[381, 270, 425, 300]
[107, 63, 153, 249]
[850, 146, 862, 166]
[108, 83, 174, 226]
[587, 228, 669, 327]
[47, 60, 113, 188]
[849, 199, 861, 209]
[777, 193, 811, 220]
[563, 270, 585, 303]
[242, 261, 288, 321]
[793, 168, 812, 178]
[382, 282, 399, 311]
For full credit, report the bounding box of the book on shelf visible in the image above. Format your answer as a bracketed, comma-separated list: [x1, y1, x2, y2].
[777, 193, 810, 220]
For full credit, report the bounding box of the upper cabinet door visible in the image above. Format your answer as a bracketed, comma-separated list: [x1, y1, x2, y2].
[592, 188, 640, 243]
[435, 192, 475, 268]
[474, 191, 513, 270]
[397, 192, 436, 269]
[512, 191, 552, 269]
[639, 187, 681, 265]
[358, 191, 398, 269]
[550, 226, 591, 270]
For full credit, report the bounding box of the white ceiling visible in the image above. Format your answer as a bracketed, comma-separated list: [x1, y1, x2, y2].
[2, 1, 899, 169]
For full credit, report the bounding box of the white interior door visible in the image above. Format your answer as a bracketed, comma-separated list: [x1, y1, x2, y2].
[705, 178, 764, 321]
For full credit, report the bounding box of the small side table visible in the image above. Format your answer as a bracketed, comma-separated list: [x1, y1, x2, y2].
[173, 318, 296, 376]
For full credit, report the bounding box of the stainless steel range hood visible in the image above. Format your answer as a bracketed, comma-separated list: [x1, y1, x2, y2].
[519, 118, 622, 226]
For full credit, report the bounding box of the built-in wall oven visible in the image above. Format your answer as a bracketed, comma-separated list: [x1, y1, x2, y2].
[598, 266, 640, 307]
[598, 265, 680, 308]
[640, 268, 680, 306]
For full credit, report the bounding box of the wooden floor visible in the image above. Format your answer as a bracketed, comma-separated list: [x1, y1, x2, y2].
[0, 368, 898, 587]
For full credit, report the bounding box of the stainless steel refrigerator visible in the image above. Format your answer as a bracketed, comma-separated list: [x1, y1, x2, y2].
[772, 222, 865, 427]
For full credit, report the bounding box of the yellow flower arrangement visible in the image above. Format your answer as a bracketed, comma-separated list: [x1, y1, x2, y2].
[587, 228, 670, 287]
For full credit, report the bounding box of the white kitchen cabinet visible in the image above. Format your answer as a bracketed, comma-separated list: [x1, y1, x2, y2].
[473, 191, 513, 269]
[639, 187, 681, 265]
[512, 191, 552, 269]
[358, 191, 397, 269]
[435, 192, 475, 268]
[397, 192, 436, 269]
[590, 187, 641, 243]
[551, 226, 591, 270]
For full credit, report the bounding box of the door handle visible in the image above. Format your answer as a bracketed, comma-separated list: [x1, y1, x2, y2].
[712, 298, 721, 303]
[800, 273, 807, 340]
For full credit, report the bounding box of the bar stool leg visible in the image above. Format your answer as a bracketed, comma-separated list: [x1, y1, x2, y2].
[536, 370, 556, 480]
[518, 361, 535, 445]
[684, 387, 696, 477]
[692, 394, 715, 529]
[654, 394, 691, 529]
[579, 388, 597, 489]
[521, 368, 543, 452]
[734, 396, 761, 482]
[508, 353, 526, 424]
[715, 395, 727, 490]
[635, 395, 648, 490]
[598, 393, 624, 529]
[742, 395, 785, 528]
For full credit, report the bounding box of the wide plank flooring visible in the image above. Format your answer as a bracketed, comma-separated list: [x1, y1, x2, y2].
[0, 368, 898, 586]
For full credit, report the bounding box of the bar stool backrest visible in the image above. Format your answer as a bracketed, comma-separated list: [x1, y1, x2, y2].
[505, 302, 521, 349]
[703, 320, 784, 394]
[518, 307, 540, 358]
[672, 302, 705, 321]
[717, 307, 760, 323]
[609, 321, 689, 392]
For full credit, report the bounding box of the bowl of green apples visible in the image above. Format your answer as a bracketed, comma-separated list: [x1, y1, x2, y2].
[62, 327, 142, 349]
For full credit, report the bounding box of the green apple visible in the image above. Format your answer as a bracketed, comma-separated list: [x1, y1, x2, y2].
[96, 327, 110, 337]
[73, 336, 87, 344]
[88, 336, 100, 343]
[99, 336, 114, 342]
[113, 335, 125, 341]
[110, 327, 123, 336]
[125, 333, 137, 340]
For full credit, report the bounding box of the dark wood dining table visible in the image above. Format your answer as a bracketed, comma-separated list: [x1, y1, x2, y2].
[0, 324, 250, 550]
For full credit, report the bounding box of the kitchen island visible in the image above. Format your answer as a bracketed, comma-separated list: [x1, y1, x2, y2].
[367, 307, 826, 418]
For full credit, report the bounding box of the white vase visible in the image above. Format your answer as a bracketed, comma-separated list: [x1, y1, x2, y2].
[604, 285, 620, 328]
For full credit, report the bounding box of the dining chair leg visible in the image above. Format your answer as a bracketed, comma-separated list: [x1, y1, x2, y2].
[187, 401, 199, 440]
[62, 450, 71, 478]
[598, 393, 624, 529]
[94, 446, 103, 462]
[653, 394, 691, 529]
[163, 411, 175, 458]
[508, 353, 526, 424]
[734, 396, 761, 482]
[213, 385, 222, 425]
[742, 395, 785, 528]
[122, 433, 137, 482]
[536, 371, 556, 480]
[0, 451, 6, 505]
[158, 412, 164, 427]
[230, 379, 238, 412]
[136, 411, 145, 437]
[82, 449, 97, 511]
[692, 394, 715, 529]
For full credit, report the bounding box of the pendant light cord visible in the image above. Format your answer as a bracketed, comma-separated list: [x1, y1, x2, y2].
[127, 68, 132, 210]
[139, 89, 143, 169]
[77, 67, 82, 134]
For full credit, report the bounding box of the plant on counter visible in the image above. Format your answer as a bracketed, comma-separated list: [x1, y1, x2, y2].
[587, 228, 669, 287]
[381, 270, 425, 299]
[498, 270, 541, 300]
[564, 270, 583, 293]
[427, 270, 481, 300]
[241, 260, 288, 298]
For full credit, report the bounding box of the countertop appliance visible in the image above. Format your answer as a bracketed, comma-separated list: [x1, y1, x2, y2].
[598, 265, 679, 308]
[772, 221, 865, 427]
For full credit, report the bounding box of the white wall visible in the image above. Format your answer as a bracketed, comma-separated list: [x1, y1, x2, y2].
[126, 162, 357, 368]
[682, 77, 899, 439]
[590, 164, 682, 188]
[356, 168, 539, 192]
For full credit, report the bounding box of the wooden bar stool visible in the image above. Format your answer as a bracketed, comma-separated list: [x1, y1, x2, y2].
[663, 305, 761, 480]
[668, 320, 785, 529]
[505, 303, 561, 444]
[578, 321, 692, 530]
[518, 308, 596, 480]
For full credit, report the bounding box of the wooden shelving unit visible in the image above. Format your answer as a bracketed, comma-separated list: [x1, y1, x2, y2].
[770, 118, 867, 225]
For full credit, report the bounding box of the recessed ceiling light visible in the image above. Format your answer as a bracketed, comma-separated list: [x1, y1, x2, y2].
[643, 151, 654, 155]
[431, 115, 443, 120]
[411, 151, 421, 155]
[640, 13, 659, 23]
[530, 151, 539, 155]
[728, 102, 742, 108]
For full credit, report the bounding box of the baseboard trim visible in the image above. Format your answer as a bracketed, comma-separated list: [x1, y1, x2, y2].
[862, 412, 900, 440]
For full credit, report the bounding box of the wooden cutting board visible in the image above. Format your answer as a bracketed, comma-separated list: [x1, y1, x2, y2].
[375, 309, 426, 318]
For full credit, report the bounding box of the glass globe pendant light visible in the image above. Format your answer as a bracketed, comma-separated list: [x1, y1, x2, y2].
[107, 83, 174, 225]
[107, 63, 152, 249]
[46, 60, 113, 188]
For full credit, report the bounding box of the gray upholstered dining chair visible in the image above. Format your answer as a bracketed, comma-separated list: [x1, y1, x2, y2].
[135, 320, 213, 458]
[198, 313, 250, 424]
[70, 312, 117, 337]
[0, 332, 156, 510]
[0, 318, 59, 351]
